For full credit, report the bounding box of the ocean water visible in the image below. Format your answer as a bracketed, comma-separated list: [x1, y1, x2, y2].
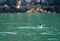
[0, 13, 60, 41]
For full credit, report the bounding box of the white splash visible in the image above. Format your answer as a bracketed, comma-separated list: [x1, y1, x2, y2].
[38, 24, 42, 29]
[0, 32, 16, 35]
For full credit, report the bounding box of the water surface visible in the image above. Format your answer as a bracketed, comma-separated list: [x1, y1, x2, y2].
[0, 13, 60, 41]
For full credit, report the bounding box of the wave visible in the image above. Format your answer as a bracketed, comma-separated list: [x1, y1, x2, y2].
[17, 26, 48, 29]
[0, 32, 17, 35]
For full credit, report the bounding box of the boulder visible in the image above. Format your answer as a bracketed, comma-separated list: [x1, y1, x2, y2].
[26, 8, 35, 13]
[36, 7, 43, 13]
[16, 0, 21, 9]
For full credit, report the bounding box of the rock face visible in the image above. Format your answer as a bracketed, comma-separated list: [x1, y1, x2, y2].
[0, 0, 60, 13]
[25, 0, 31, 4]
[6, 0, 17, 6]
[0, 0, 6, 5]
[36, 7, 43, 13]
[26, 8, 35, 13]
[26, 7, 56, 14]
[16, 0, 21, 9]
[4, 4, 10, 10]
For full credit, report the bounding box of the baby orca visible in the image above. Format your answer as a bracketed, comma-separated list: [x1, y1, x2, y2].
[38, 24, 42, 29]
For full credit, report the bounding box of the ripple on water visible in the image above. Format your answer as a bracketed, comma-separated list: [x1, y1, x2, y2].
[33, 38, 37, 40]
[24, 33, 36, 36]
[47, 38, 58, 41]
[27, 33, 32, 36]
[58, 32, 60, 35]
[40, 32, 55, 35]
[0, 32, 17, 35]
[17, 27, 37, 29]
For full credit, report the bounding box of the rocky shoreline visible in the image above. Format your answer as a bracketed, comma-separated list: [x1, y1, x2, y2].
[26, 7, 56, 14]
[0, 5, 57, 14]
[0, 0, 60, 13]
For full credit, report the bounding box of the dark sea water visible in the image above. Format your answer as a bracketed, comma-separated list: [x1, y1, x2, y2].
[0, 13, 60, 41]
